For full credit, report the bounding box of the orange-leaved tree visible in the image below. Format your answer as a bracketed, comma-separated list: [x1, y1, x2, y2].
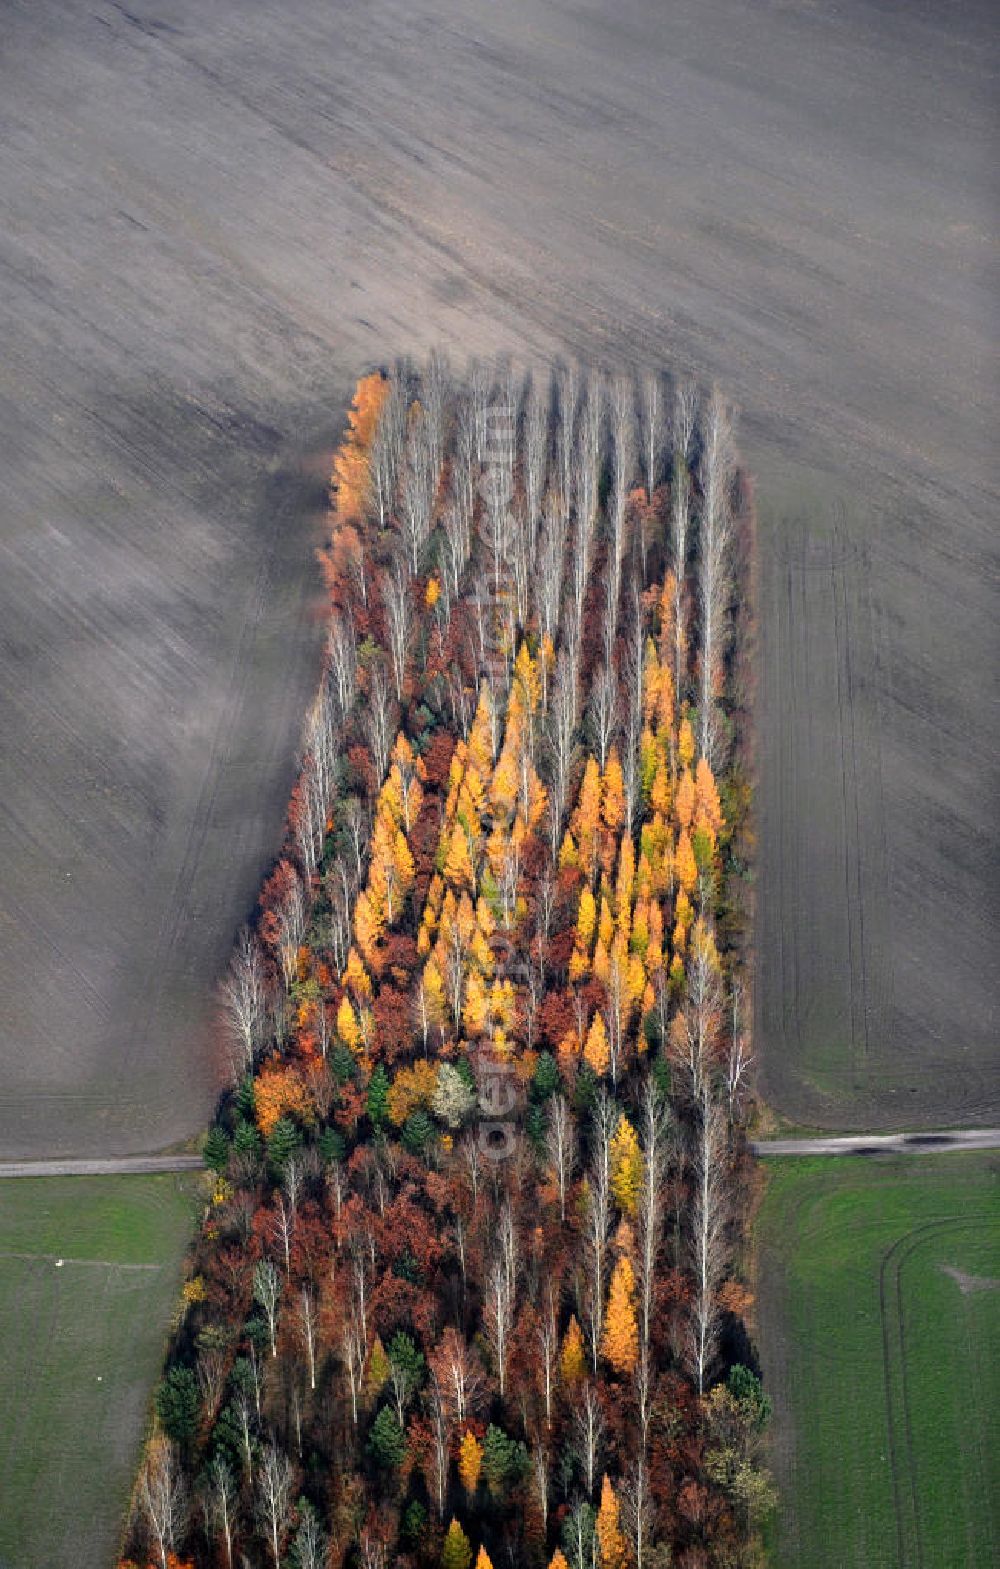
[254, 1065, 314, 1137]
[595, 1474, 629, 1569]
[333, 371, 389, 522]
[602, 1255, 639, 1374]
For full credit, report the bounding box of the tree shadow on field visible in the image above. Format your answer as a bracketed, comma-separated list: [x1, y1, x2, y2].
[0, 366, 360, 1161]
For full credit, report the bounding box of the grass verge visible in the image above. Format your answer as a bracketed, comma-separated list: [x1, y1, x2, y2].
[0, 1175, 202, 1569]
[755, 1153, 1000, 1568]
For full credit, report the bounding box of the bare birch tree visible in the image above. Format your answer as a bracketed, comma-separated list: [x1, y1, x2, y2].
[452, 393, 477, 553]
[621, 1458, 656, 1569]
[673, 376, 698, 470]
[364, 663, 393, 784]
[433, 1326, 484, 1426]
[341, 1321, 364, 1428]
[253, 1259, 282, 1358]
[521, 371, 548, 553]
[668, 929, 724, 1105]
[302, 679, 339, 814]
[400, 405, 435, 574]
[688, 1089, 729, 1394]
[220, 928, 266, 1079]
[138, 1436, 187, 1569]
[291, 1505, 327, 1569]
[484, 1256, 514, 1399]
[587, 661, 618, 770]
[422, 349, 451, 481]
[297, 1287, 318, 1391]
[637, 1080, 670, 1361]
[726, 977, 754, 1125]
[545, 1095, 576, 1222]
[534, 493, 567, 667]
[232, 1390, 256, 1483]
[200, 1456, 238, 1568]
[468, 357, 493, 468]
[275, 876, 306, 993]
[544, 650, 579, 854]
[533, 1442, 551, 1537]
[537, 1288, 559, 1424]
[640, 370, 664, 502]
[383, 559, 411, 701]
[572, 1384, 606, 1497]
[293, 756, 326, 881]
[327, 612, 357, 719]
[368, 376, 406, 530]
[427, 1377, 451, 1518]
[697, 385, 735, 766]
[256, 1443, 294, 1568]
[554, 362, 579, 518]
[583, 1147, 611, 1373]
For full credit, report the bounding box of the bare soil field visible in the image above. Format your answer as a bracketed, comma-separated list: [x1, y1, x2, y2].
[0, 0, 996, 1161]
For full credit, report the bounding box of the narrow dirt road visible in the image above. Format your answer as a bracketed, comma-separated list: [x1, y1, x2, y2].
[0, 1155, 206, 1178]
[752, 1129, 1000, 1158]
[3, 1131, 999, 1176]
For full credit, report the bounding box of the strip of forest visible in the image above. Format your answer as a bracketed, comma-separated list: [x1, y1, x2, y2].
[121, 357, 772, 1569]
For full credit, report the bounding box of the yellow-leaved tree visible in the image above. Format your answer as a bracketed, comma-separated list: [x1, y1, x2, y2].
[595, 1474, 629, 1569]
[444, 822, 476, 891]
[610, 1115, 644, 1217]
[602, 748, 625, 835]
[336, 995, 361, 1054]
[602, 1255, 639, 1374]
[576, 885, 597, 952]
[458, 1430, 483, 1495]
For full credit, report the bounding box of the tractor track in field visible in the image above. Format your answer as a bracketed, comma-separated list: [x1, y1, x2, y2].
[877, 1214, 995, 1569]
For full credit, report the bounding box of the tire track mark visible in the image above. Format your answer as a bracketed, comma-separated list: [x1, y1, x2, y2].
[878, 1215, 992, 1568]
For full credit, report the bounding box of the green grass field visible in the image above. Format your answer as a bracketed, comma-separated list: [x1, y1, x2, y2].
[755, 1154, 1000, 1568]
[0, 1175, 201, 1569]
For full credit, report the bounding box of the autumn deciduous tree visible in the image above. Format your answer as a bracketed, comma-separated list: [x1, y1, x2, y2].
[459, 1431, 483, 1495]
[254, 1064, 314, 1137]
[675, 829, 698, 894]
[610, 1116, 643, 1217]
[595, 1475, 629, 1569]
[561, 1316, 587, 1385]
[441, 1518, 473, 1569]
[584, 1013, 610, 1077]
[334, 372, 390, 522]
[602, 1255, 639, 1375]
